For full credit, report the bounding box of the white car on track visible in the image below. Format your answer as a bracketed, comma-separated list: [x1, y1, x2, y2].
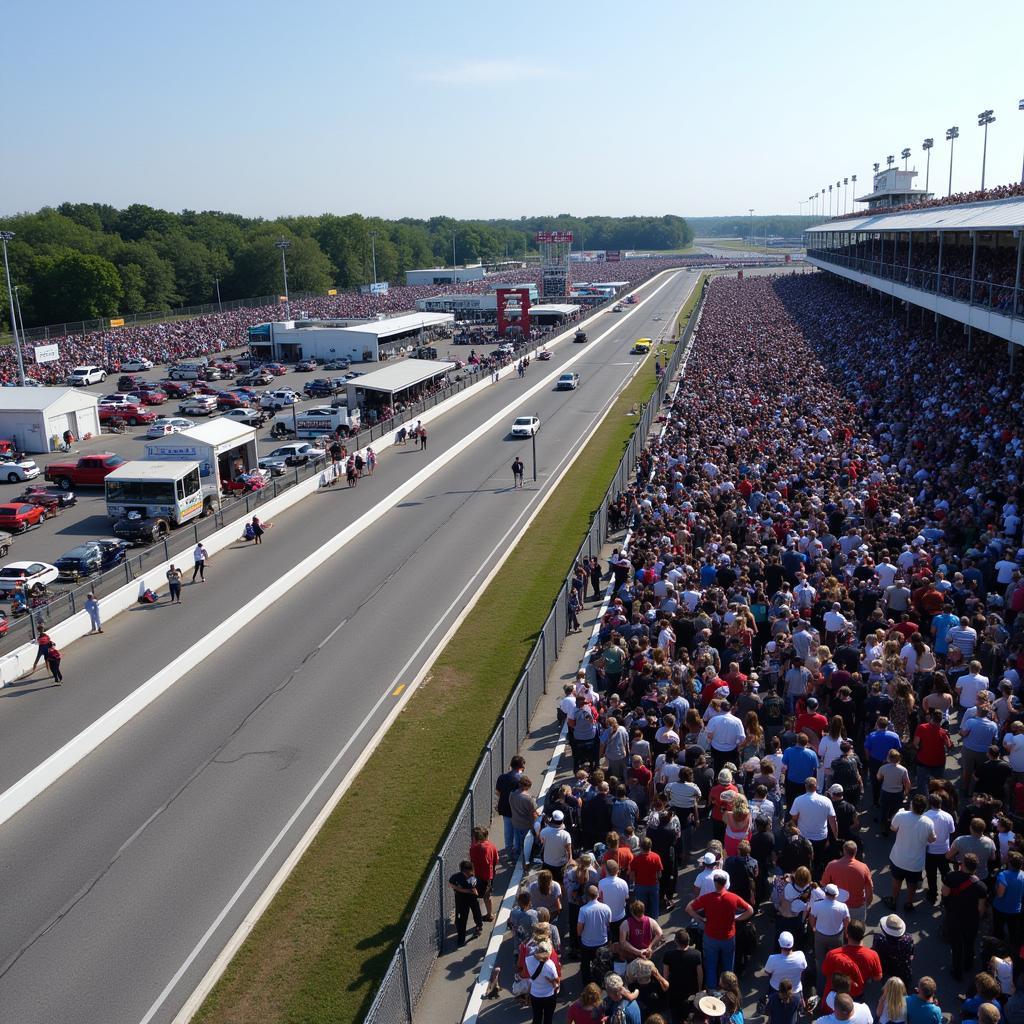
[556, 372, 580, 391]
[510, 415, 540, 438]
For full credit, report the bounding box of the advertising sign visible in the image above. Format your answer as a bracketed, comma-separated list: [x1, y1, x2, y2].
[109, 318, 125, 327]
[33, 343, 60, 364]
[606, 251, 621, 262]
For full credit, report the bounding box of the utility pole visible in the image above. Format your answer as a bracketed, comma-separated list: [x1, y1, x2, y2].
[275, 238, 291, 320]
[0, 231, 26, 385]
[370, 231, 378, 285]
[214, 276, 222, 312]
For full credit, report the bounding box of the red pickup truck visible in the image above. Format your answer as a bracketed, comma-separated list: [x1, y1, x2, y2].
[44, 453, 126, 490]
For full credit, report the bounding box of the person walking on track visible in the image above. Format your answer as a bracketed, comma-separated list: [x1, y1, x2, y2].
[192, 542, 208, 583]
[512, 457, 525, 487]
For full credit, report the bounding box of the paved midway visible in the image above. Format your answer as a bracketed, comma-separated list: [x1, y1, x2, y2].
[0, 270, 699, 1024]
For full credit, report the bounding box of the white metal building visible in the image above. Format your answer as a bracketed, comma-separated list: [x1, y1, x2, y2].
[405, 266, 486, 286]
[345, 359, 456, 414]
[248, 313, 454, 363]
[0, 387, 100, 453]
[144, 418, 259, 494]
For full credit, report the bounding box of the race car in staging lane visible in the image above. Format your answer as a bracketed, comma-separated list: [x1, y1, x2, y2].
[0, 560, 59, 593]
[54, 539, 130, 580]
[510, 415, 540, 438]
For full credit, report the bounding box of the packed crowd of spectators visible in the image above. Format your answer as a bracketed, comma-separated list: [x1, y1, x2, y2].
[483, 272, 1024, 1024]
[6, 257, 747, 387]
[823, 180, 1024, 224]
[808, 239, 1023, 315]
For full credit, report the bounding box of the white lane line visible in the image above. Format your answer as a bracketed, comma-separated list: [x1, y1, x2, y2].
[0, 273, 683, 834]
[460, 292, 695, 1024]
[155, 289, 668, 1024]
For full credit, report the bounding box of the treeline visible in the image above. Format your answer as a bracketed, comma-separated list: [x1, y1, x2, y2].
[0, 205, 692, 330]
[688, 215, 815, 238]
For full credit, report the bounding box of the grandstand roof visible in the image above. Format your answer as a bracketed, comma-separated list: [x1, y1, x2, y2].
[806, 195, 1024, 234]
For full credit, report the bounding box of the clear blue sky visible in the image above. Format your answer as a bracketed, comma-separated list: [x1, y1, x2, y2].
[2, 0, 1023, 219]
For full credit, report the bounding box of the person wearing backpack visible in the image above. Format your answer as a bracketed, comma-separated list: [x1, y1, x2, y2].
[523, 941, 560, 1024]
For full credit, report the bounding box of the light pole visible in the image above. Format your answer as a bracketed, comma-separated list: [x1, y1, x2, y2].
[214, 276, 222, 312]
[851, 175, 857, 210]
[0, 231, 26, 385]
[531, 428, 537, 483]
[275, 238, 291, 320]
[1019, 99, 1024, 185]
[748, 208, 754, 247]
[452, 232, 457, 272]
[946, 126, 959, 197]
[901, 147, 911, 171]
[886, 154, 895, 171]
[370, 231, 378, 285]
[978, 109, 996, 191]
[828, 185, 833, 218]
[843, 177, 849, 215]
[922, 138, 934, 195]
[13, 285, 26, 346]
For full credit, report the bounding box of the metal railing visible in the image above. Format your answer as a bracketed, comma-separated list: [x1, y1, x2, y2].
[360, 289, 706, 1024]
[805, 250, 1024, 317]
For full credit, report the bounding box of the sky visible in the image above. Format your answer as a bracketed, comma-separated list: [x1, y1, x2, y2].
[2, 0, 1024, 221]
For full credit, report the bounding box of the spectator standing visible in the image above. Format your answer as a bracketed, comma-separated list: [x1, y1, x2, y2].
[821, 842, 873, 922]
[538, 810, 572, 883]
[992, 849, 1024, 947]
[782, 734, 819, 808]
[864, 719, 901, 809]
[887, 793, 935, 912]
[905, 978, 943, 1024]
[685, 873, 753, 988]
[524, 940, 560, 1024]
[448, 859, 482, 947]
[576, 885, 612, 987]
[632, 836, 664, 918]
[790, 777, 838, 875]
[510, 776, 539, 865]
[469, 825, 499, 921]
[877, 750, 911, 836]
[911, 710, 951, 792]
[192, 542, 208, 582]
[872, 914, 914, 988]
[947, 818, 998, 882]
[922, 793, 955, 902]
[941, 851, 987, 980]
[809, 883, 851, 986]
[85, 592, 103, 634]
[45, 644, 64, 685]
[763, 930, 808, 995]
[495, 756, 526, 857]
[663, 929, 703, 1024]
[165, 564, 183, 603]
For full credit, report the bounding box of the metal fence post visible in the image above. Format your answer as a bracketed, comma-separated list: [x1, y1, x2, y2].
[399, 940, 414, 1019]
[435, 857, 446, 950]
[163, 537, 170, 561]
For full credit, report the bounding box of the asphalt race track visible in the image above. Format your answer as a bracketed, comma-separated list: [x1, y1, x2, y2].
[0, 270, 699, 1023]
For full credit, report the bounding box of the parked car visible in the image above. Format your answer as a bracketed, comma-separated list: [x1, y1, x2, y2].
[99, 403, 156, 426]
[159, 380, 194, 398]
[304, 378, 343, 397]
[237, 370, 272, 386]
[259, 443, 327, 473]
[120, 358, 154, 372]
[111, 513, 170, 545]
[179, 396, 219, 417]
[510, 415, 540, 438]
[147, 417, 195, 438]
[323, 358, 350, 370]
[0, 458, 40, 483]
[0, 532, 12, 558]
[54, 539, 130, 580]
[220, 407, 267, 427]
[264, 363, 288, 376]
[0, 502, 48, 531]
[44, 453, 125, 489]
[0, 560, 59, 593]
[118, 374, 146, 391]
[136, 387, 168, 405]
[21, 485, 77, 509]
[16, 492, 61, 517]
[100, 393, 142, 406]
[556, 372, 580, 390]
[214, 360, 238, 374]
[295, 359, 318, 372]
[67, 365, 106, 386]
[215, 391, 251, 409]
[259, 389, 301, 411]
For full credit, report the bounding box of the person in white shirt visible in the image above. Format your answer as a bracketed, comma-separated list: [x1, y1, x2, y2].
[576, 886, 613, 982]
[598, 861, 630, 940]
[539, 812, 573, 879]
[1004, 721, 1024, 780]
[995, 558, 1019, 589]
[790, 778, 838, 874]
[809, 883, 850, 971]
[875, 558, 898, 589]
[888, 793, 936, 911]
[694, 855, 730, 896]
[681, 588, 703, 612]
[822, 991, 873, 1024]
[705, 705, 746, 771]
[956, 664, 990, 711]
[764, 931, 808, 993]
[823, 603, 850, 636]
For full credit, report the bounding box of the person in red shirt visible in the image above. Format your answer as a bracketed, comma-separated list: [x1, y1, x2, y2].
[631, 836, 665, 917]
[709, 771, 739, 842]
[835, 919, 882, 996]
[891, 614, 921, 641]
[470, 824, 500, 921]
[685, 874, 753, 987]
[723, 662, 748, 698]
[821, 946, 864, 1000]
[796, 697, 828, 740]
[602, 831, 633, 878]
[912, 708, 952, 790]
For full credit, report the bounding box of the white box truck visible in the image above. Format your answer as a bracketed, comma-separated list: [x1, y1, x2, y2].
[271, 405, 361, 439]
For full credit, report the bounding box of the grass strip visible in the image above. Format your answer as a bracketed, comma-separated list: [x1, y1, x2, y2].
[194, 332, 676, 1024]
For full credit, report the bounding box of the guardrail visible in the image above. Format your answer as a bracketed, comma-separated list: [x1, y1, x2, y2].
[360, 286, 706, 1024]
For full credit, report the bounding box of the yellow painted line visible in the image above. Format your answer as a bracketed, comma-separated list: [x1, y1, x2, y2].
[391, 684, 405, 697]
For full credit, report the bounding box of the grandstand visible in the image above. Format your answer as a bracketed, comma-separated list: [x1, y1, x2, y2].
[804, 189, 1024, 359]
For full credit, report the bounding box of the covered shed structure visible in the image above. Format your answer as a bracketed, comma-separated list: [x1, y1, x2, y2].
[143, 417, 259, 495]
[345, 359, 456, 423]
[0, 387, 100, 453]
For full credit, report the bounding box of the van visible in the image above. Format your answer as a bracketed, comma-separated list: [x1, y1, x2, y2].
[168, 361, 206, 381]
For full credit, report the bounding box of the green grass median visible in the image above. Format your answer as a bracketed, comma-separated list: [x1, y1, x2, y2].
[194, 333, 679, 1024]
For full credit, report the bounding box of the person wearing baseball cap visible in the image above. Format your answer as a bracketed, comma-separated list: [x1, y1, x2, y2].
[538, 808, 572, 882]
[765, 930, 808, 994]
[809, 882, 850, 988]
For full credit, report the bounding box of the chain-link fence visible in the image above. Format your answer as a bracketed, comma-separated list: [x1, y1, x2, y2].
[361, 287, 706, 1024]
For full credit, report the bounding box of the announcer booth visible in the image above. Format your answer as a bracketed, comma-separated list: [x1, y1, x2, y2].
[345, 360, 456, 424]
[144, 418, 258, 495]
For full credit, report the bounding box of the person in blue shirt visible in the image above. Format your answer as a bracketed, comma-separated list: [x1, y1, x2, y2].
[992, 850, 1024, 946]
[700, 558, 718, 589]
[961, 711, 1000, 796]
[931, 606, 960, 658]
[906, 977, 943, 1024]
[782, 733, 819, 809]
[864, 719, 902, 808]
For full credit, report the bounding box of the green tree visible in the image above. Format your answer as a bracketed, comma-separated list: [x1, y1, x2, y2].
[29, 250, 123, 323]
